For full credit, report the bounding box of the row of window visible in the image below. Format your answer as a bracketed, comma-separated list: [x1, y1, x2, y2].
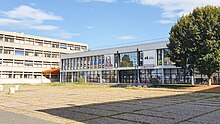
[61, 49, 172, 70]
[0, 35, 87, 51]
[61, 71, 118, 83]
[62, 55, 106, 70]
[61, 69, 220, 84]
[0, 59, 59, 68]
[0, 71, 59, 79]
[0, 46, 66, 58]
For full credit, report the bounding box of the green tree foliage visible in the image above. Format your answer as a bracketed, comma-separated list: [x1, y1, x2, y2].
[119, 55, 133, 67]
[168, 6, 220, 85]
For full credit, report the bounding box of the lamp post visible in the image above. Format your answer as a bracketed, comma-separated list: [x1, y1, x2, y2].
[134, 59, 139, 85]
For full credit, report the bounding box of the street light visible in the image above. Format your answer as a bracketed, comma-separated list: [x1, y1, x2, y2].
[134, 58, 139, 85]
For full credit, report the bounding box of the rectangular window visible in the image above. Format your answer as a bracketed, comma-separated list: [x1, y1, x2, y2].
[119, 52, 137, 67]
[15, 50, 24, 56]
[164, 49, 173, 65]
[24, 61, 33, 67]
[157, 49, 162, 65]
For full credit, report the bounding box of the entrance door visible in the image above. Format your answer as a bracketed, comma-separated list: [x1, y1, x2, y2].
[119, 70, 138, 83]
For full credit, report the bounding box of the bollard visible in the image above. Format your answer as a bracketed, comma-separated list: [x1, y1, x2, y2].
[15, 85, 19, 91]
[0, 85, 3, 91]
[9, 87, 15, 94]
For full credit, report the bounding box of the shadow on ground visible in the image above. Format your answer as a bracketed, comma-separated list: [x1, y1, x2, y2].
[37, 86, 220, 124]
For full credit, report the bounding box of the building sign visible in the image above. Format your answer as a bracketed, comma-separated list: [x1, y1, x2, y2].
[104, 54, 114, 68]
[143, 50, 156, 67]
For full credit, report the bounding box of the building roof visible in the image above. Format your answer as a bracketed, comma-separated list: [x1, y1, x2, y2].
[0, 30, 88, 47]
[42, 68, 60, 74]
[61, 41, 168, 59]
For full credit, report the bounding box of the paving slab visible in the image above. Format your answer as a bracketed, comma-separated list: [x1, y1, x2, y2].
[186, 110, 220, 124]
[38, 109, 99, 121]
[68, 106, 119, 116]
[84, 117, 139, 124]
[84, 104, 138, 112]
[0, 110, 56, 124]
[112, 113, 175, 124]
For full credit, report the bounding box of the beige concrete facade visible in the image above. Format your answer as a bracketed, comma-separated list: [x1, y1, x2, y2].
[0, 30, 88, 84]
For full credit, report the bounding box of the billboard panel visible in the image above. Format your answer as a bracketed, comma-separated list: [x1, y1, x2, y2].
[104, 54, 114, 68]
[143, 50, 156, 67]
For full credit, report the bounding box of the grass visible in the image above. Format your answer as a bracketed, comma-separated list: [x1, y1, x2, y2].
[42, 82, 111, 88]
[156, 84, 197, 89]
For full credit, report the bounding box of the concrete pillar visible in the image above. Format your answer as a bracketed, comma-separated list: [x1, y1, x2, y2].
[84, 72, 87, 83]
[191, 75, 195, 85]
[161, 68, 164, 84]
[161, 49, 165, 85]
[41, 73, 43, 83]
[71, 72, 74, 82]
[137, 66, 140, 84]
[49, 73, 51, 80]
[100, 71, 102, 83]
[117, 70, 120, 83]
[86, 57, 88, 69]
[162, 49, 164, 66]
[82, 57, 84, 69]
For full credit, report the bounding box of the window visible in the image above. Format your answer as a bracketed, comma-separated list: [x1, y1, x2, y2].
[0, 36, 3, 42]
[14, 60, 23, 67]
[0, 58, 2, 65]
[60, 43, 67, 49]
[24, 60, 33, 67]
[2, 71, 12, 78]
[13, 72, 23, 79]
[3, 59, 13, 66]
[164, 49, 172, 65]
[15, 50, 24, 56]
[139, 51, 143, 66]
[119, 52, 137, 67]
[157, 49, 162, 65]
[0, 46, 3, 54]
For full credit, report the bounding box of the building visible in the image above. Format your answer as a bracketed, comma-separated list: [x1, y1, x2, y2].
[60, 41, 220, 85]
[0, 30, 88, 84]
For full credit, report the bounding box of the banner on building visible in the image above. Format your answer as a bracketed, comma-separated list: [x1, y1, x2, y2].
[143, 50, 156, 67]
[104, 54, 114, 68]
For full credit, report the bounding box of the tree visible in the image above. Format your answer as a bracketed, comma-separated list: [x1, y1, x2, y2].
[168, 6, 220, 85]
[119, 55, 133, 67]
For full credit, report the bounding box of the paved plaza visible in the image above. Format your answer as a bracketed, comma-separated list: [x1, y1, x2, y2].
[0, 84, 219, 124]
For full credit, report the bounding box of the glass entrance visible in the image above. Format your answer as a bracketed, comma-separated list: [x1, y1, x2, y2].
[119, 70, 138, 83]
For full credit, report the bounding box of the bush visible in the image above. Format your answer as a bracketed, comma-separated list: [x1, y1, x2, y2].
[77, 77, 85, 83]
[149, 78, 160, 86]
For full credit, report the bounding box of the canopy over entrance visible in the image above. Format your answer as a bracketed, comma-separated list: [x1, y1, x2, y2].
[42, 68, 60, 74]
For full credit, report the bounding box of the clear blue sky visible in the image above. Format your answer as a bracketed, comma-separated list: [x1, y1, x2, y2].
[0, 0, 219, 49]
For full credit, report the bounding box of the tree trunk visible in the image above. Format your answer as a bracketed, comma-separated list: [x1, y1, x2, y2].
[208, 77, 212, 86]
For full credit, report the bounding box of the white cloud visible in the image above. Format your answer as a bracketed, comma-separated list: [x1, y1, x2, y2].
[78, 0, 116, 3]
[159, 19, 175, 24]
[85, 25, 93, 29]
[0, 5, 80, 39]
[57, 32, 81, 39]
[0, 5, 62, 30]
[132, 0, 220, 24]
[117, 35, 136, 40]
[30, 25, 60, 30]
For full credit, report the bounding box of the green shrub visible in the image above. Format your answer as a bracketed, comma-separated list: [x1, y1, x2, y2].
[149, 78, 160, 86]
[77, 77, 85, 83]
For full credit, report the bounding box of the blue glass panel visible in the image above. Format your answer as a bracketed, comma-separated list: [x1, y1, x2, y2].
[15, 50, 24, 56]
